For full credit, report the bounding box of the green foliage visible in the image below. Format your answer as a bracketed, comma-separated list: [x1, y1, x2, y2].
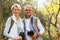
[0, 0, 60, 40]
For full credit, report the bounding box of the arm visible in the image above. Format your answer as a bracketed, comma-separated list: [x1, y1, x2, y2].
[37, 18, 44, 35]
[32, 17, 44, 38]
[3, 17, 14, 39]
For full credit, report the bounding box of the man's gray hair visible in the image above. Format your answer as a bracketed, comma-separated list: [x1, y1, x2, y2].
[24, 5, 32, 10]
[11, 3, 21, 10]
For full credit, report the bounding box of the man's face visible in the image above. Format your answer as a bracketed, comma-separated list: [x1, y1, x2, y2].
[24, 7, 32, 16]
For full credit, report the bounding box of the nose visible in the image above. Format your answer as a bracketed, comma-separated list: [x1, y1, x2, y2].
[27, 10, 30, 12]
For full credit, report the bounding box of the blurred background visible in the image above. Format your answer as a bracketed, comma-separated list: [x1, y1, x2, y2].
[0, 0, 60, 40]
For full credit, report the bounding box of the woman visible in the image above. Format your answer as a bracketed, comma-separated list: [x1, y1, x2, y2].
[3, 3, 24, 40]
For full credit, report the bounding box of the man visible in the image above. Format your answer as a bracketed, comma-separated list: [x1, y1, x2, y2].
[23, 5, 44, 40]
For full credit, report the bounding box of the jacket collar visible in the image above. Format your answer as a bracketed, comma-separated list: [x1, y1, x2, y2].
[24, 15, 33, 19]
[11, 14, 22, 22]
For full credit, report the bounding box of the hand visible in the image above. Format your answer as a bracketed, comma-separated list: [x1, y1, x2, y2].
[31, 33, 37, 38]
[14, 36, 22, 40]
[37, 33, 41, 37]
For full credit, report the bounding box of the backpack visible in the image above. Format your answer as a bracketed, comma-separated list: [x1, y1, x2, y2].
[3, 17, 14, 40]
[31, 17, 40, 32]
[23, 16, 40, 33]
[8, 17, 14, 34]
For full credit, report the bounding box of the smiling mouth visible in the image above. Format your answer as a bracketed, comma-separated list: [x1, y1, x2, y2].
[27, 12, 30, 13]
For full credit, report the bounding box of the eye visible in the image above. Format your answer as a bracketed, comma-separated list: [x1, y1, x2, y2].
[25, 9, 31, 11]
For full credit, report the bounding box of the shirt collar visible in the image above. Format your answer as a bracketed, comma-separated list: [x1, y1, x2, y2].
[24, 15, 33, 19]
[11, 14, 22, 22]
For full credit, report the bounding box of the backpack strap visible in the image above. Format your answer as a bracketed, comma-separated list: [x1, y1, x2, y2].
[23, 19, 26, 31]
[34, 17, 40, 31]
[31, 17, 35, 32]
[8, 17, 14, 34]
[31, 17, 40, 32]
[23, 19, 27, 40]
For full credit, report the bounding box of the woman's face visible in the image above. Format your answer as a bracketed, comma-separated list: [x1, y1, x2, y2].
[12, 7, 21, 15]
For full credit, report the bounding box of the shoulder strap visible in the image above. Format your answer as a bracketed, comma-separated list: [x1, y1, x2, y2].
[23, 19, 26, 31]
[34, 17, 40, 31]
[31, 17, 33, 26]
[34, 17, 37, 27]
[23, 19, 27, 40]
[8, 17, 14, 33]
[31, 17, 35, 32]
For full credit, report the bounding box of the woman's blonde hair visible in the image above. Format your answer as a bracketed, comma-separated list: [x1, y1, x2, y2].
[11, 3, 21, 10]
